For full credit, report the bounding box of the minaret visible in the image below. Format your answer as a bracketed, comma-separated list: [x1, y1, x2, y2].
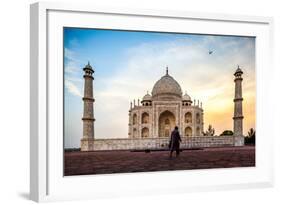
[233, 65, 244, 146]
[81, 62, 95, 151]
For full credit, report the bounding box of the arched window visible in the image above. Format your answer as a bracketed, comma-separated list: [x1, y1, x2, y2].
[141, 127, 149, 138]
[196, 127, 200, 136]
[196, 113, 200, 124]
[133, 114, 137, 125]
[185, 112, 192, 123]
[141, 112, 149, 124]
[185, 127, 192, 137]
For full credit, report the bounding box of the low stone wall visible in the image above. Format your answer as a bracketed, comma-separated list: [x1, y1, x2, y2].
[81, 136, 236, 151]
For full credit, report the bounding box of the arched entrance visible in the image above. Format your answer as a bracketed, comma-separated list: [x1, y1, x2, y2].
[158, 110, 176, 137]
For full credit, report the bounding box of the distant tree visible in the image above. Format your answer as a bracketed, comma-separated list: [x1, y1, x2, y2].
[220, 130, 233, 136]
[245, 128, 255, 145]
[203, 124, 215, 136]
[248, 128, 255, 137]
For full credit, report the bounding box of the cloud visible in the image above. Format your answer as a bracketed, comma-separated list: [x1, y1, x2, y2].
[69, 38, 79, 47]
[64, 47, 85, 74]
[65, 48, 76, 61]
[63, 33, 255, 146]
[65, 61, 80, 74]
[93, 36, 255, 138]
[65, 80, 82, 97]
[64, 48, 84, 98]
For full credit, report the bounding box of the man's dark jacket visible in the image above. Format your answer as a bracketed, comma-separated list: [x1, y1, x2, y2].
[169, 130, 181, 150]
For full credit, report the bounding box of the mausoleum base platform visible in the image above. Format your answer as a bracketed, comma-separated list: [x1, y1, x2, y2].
[81, 136, 244, 151]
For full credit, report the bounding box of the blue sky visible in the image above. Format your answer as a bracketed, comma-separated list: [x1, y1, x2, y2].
[64, 27, 255, 148]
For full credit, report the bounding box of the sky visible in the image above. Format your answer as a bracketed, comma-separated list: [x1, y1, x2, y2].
[64, 28, 255, 148]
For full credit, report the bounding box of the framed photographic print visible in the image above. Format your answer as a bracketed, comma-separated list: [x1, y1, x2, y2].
[30, 2, 274, 202]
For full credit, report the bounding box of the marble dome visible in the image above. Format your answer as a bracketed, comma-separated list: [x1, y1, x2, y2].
[142, 93, 152, 101]
[152, 71, 182, 98]
[182, 93, 192, 101]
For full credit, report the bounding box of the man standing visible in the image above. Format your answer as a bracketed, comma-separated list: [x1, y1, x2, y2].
[169, 126, 182, 158]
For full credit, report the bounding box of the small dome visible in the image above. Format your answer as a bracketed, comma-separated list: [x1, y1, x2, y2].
[234, 65, 243, 76]
[182, 93, 192, 101]
[142, 93, 152, 101]
[84, 61, 93, 70]
[152, 72, 182, 98]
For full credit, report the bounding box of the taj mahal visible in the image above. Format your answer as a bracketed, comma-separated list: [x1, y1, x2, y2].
[80, 63, 245, 151]
[128, 67, 203, 139]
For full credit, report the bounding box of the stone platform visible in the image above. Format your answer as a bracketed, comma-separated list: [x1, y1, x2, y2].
[81, 136, 244, 151]
[64, 146, 255, 176]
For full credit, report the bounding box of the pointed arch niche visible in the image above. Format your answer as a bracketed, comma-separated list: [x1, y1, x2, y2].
[141, 112, 149, 124]
[185, 126, 192, 137]
[141, 127, 149, 138]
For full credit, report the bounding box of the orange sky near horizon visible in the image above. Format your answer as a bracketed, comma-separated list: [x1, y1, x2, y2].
[199, 73, 255, 136]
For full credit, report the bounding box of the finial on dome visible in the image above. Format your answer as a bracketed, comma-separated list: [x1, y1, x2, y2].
[166, 66, 169, 75]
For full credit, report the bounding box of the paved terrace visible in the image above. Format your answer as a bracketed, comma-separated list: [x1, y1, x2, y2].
[64, 146, 255, 176]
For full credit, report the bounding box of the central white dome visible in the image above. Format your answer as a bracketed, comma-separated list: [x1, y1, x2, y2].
[152, 72, 182, 98]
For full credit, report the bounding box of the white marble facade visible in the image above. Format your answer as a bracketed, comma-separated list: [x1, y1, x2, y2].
[80, 65, 244, 151]
[128, 68, 204, 139]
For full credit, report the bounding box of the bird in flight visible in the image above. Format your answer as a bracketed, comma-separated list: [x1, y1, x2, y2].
[208, 50, 213, 55]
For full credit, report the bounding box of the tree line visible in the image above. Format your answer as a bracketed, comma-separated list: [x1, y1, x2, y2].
[203, 124, 255, 145]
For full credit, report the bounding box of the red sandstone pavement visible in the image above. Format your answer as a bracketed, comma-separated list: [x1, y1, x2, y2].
[64, 146, 255, 176]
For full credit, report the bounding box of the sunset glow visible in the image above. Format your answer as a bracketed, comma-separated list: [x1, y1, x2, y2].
[64, 28, 255, 148]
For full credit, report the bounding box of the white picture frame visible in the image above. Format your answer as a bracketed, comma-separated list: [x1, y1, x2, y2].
[30, 2, 274, 202]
